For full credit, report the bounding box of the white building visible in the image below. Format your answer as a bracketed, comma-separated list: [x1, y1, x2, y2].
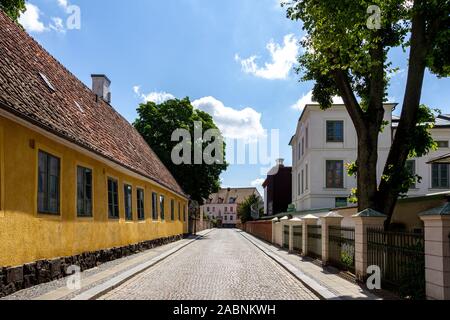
[201, 188, 262, 227]
[290, 104, 450, 211]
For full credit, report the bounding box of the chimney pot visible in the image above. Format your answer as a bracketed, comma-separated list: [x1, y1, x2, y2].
[276, 158, 284, 166]
[91, 74, 111, 103]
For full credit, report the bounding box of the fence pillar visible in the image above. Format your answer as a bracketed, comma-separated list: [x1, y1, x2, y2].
[271, 218, 279, 244]
[280, 216, 290, 249]
[290, 217, 303, 254]
[320, 212, 344, 266]
[302, 214, 319, 257]
[420, 208, 450, 300]
[352, 209, 387, 282]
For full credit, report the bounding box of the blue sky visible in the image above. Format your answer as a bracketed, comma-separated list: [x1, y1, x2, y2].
[18, 0, 450, 196]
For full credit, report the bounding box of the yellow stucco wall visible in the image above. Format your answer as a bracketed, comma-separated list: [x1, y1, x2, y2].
[0, 115, 189, 267]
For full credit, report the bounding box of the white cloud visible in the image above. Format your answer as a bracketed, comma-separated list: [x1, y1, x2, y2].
[251, 178, 265, 199]
[192, 96, 266, 141]
[57, 0, 69, 9]
[235, 34, 300, 80]
[19, 1, 72, 34]
[49, 17, 65, 33]
[133, 89, 266, 142]
[251, 178, 265, 187]
[291, 90, 344, 112]
[133, 86, 175, 104]
[19, 3, 48, 33]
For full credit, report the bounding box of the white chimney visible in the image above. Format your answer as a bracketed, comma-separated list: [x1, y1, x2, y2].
[276, 158, 284, 166]
[91, 74, 111, 103]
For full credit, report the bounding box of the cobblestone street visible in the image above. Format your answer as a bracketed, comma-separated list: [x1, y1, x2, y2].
[99, 229, 319, 300]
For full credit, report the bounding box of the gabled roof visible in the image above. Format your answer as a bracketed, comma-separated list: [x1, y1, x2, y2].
[0, 12, 186, 197]
[206, 188, 261, 205]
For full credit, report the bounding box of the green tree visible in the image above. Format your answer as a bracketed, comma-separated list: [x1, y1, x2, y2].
[134, 98, 228, 204]
[1, 0, 26, 23]
[237, 194, 264, 224]
[285, 0, 449, 227]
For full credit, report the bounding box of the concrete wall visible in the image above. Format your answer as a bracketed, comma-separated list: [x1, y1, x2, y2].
[0, 116, 188, 267]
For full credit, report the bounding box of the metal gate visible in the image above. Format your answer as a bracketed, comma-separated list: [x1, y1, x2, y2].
[283, 225, 290, 249]
[367, 228, 425, 299]
[328, 226, 355, 273]
[307, 225, 322, 259]
[293, 225, 303, 253]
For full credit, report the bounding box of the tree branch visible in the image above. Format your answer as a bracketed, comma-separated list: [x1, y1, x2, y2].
[332, 69, 366, 133]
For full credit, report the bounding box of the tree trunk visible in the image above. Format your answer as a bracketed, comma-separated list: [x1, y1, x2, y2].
[357, 125, 380, 211]
[375, 3, 429, 228]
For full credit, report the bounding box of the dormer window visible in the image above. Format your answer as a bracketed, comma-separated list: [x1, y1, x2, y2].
[39, 72, 55, 92]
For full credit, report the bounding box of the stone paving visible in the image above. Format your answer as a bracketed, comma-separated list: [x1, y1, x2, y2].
[2, 232, 209, 300]
[99, 229, 319, 300]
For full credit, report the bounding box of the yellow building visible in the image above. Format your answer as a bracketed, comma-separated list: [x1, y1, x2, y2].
[0, 11, 189, 273]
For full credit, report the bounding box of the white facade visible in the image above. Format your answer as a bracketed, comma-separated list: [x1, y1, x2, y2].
[291, 104, 450, 211]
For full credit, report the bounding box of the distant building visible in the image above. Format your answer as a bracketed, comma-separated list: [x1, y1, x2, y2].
[201, 188, 262, 227]
[263, 159, 292, 216]
[290, 103, 450, 211]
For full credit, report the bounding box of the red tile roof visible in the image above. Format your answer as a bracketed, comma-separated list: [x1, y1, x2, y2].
[0, 11, 186, 197]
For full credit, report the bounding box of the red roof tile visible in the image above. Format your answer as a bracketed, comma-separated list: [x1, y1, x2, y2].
[0, 11, 186, 197]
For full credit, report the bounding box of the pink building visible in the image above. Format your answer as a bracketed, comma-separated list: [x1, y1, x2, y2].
[201, 188, 261, 227]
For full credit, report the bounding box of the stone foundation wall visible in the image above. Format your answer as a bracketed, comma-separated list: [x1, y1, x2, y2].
[0, 234, 183, 298]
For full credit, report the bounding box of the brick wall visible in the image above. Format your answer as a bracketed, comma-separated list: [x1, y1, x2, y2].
[239, 221, 272, 243]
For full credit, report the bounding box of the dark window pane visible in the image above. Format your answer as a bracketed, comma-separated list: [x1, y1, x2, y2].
[77, 167, 93, 217]
[327, 121, 344, 142]
[171, 199, 175, 220]
[335, 198, 348, 208]
[108, 178, 119, 219]
[124, 185, 133, 220]
[38, 151, 60, 214]
[137, 188, 145, 220]
[160, 195, 165, 220]
[326, 160, 344, 188]
[152, 193, 158, 220]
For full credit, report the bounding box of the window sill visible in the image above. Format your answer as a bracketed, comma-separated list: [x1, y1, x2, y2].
[37, 212, 61, 220]
[77, 216, 94, 220]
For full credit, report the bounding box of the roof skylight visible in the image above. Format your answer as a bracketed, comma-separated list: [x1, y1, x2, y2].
[38, 72, 55, 91]
[75, 101, 84, 113]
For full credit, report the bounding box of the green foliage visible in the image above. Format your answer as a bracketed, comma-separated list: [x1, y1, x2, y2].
[346, 162, 358, 178]
[237, 194, 263, 224]
[0, 0, 26, 23]
[134, 98, 228, 204]
[341, 250, 354, 270]
[284, 0, 449, 211]
[285, 0, 410, 109]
